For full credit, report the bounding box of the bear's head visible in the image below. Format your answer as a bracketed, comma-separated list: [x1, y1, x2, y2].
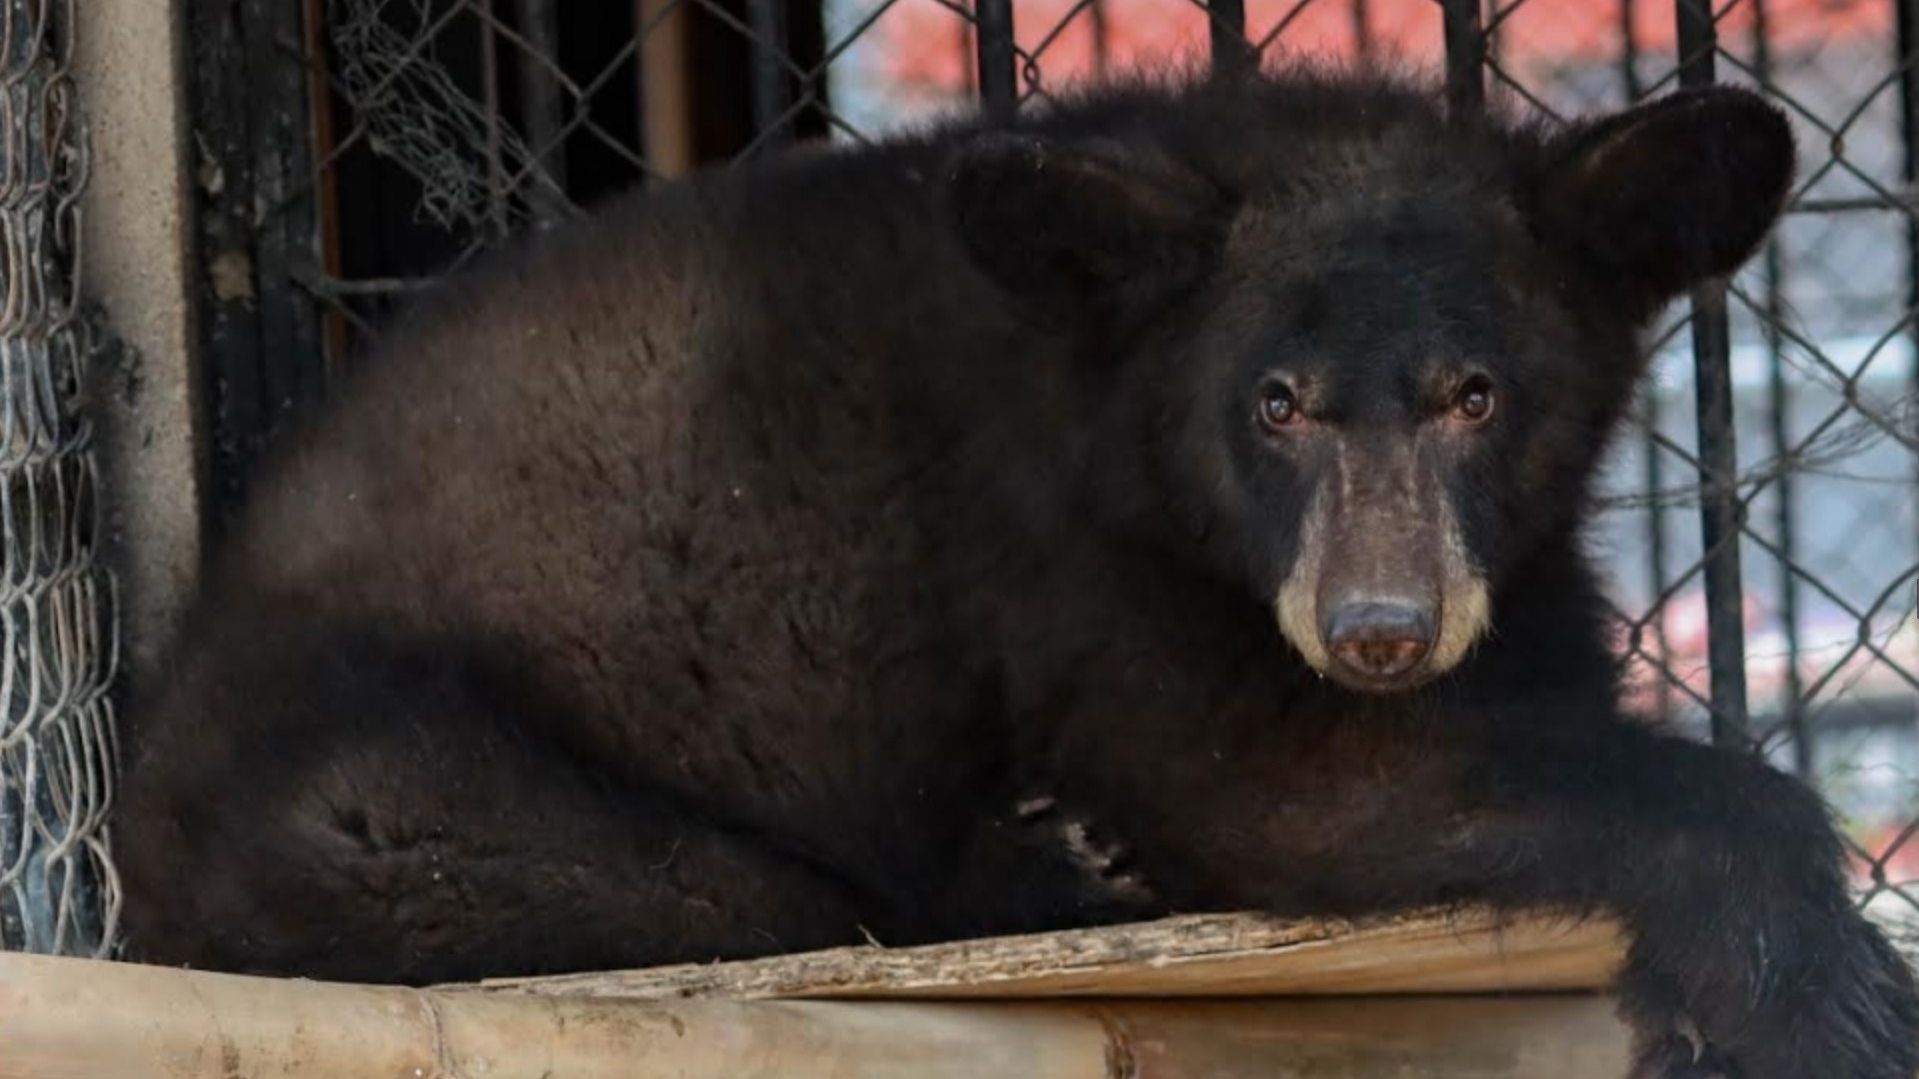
[946, 77, 1794, 693]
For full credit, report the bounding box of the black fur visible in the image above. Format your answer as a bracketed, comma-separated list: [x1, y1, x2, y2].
[116, 67, 1916, 1077]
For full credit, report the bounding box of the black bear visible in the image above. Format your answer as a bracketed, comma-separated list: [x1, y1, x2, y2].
[116, 66, 1918, 1077]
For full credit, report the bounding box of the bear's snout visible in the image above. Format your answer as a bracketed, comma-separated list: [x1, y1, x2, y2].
[1321, 599, 1435, 684]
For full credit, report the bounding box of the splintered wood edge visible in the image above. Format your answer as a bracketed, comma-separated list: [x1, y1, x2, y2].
[463, 908, 1628, 1001]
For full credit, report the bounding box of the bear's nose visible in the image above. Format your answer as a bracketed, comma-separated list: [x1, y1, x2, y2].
[1321, 600, 1435, 683]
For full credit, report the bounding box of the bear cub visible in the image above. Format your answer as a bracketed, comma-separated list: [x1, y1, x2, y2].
[117, 67, 1917, 1079]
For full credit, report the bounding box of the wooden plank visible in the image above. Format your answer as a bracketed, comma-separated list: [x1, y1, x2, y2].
[0, 948, 1630, 1079]
[471, 908, 1626, 1001]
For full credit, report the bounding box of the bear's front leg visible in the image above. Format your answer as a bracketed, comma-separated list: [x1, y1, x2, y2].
[1064, 708, 1919, 1078]
[1579, 732, 1918, 1079]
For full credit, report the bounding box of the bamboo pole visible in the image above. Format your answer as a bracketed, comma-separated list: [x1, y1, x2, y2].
[0, 948, 1631, 1079]
[0, 911, 1631, 1077]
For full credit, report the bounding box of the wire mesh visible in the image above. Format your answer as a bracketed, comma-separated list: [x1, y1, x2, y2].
[1473, 0, 1919, 942]
[184, 0, 1919, 947]
[0, 0, 119, 958]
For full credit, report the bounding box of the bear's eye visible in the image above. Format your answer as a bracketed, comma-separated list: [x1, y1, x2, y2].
[1256, 381, 1301, 432]
[1451, 375, 1495, 425]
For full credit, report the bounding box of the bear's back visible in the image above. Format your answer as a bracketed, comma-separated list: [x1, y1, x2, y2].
[149, 145, 1025, 843]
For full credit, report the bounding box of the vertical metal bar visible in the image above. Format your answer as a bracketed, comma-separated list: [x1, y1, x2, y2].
[1675, 0, 1716, 84]
[1618, 0, 1641, 99]
[515, 0, 570, 223]
[1440, 0, 1483, 115]
[974, 0, 1016, 120]
[1090, 0, 1109, 74]
[1208, 0, 1250, 73]
[959, 21, 976, 98]
[747, 0, 791, 142]
[637, 0, 695, 177]
[1351, 0, 1370, 59]
[303, 0, 348, 374]
[479, 0, 510, 237]
[1894, 0, 1919, 785]
[1898, 0, 1919, 594]
[1678, 0, 1751, 745]
[1760, 243, 1807, 768]
[1618, 0, 1675, 724]
[1749, 0, 1809, 775]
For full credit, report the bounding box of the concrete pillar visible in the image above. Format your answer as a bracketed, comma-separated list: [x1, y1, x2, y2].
[72, 0, 206, 686]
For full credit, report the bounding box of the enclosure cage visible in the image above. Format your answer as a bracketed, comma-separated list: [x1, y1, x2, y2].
[2, 0, 1917, 967]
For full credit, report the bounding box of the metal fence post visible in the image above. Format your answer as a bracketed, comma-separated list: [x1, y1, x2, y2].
[1440, 0, 1483, 115]
[1616, 0, 1680, 726]
[1898, 0, 1919, 561]
[1208, 0, 1250, 71]
[974, 0, 1016, 119]
[747, 0, 792, 142]
[1676, 0, 1752, 746]
[516, 0, 572, 220]
[1749, 0, 1810, 775]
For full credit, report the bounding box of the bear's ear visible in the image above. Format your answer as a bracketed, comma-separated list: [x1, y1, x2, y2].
[1520, 86, 1795, 318]
[945, 133, 1232, 317]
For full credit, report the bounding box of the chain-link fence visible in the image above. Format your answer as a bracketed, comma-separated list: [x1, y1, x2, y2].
[0, 0, 119, 959]
[184, 0, 1919, 944]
